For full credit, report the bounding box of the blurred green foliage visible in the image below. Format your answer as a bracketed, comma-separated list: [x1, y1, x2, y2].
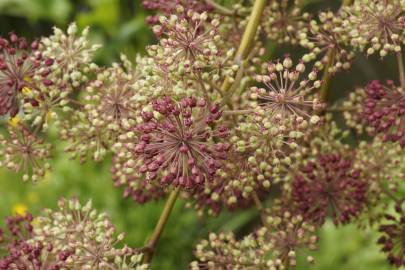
[0, 0, 399, 269]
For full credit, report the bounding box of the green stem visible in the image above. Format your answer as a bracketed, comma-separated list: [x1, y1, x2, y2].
[319, 49, 335, 101]
[220, 0, 267, 106]
[396, 51, 405, 89]
[143, 188, 180, 264]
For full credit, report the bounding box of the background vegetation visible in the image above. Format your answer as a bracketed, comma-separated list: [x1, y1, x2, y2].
[0, 0, 400, 269]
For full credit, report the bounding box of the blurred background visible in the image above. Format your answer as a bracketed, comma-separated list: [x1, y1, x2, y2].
[0, 0, 400, 269]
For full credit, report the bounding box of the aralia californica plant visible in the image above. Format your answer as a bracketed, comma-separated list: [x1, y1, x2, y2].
[1, 0, 405, 269]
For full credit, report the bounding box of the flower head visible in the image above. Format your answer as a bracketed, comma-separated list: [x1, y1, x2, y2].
[60, 62, 146, 163]
[40, 23, 100, 87]
[258, 211, 318, 269]
[299, 11, 354, 73]
[249, 57, 323, 123]
[377, 203, 405, 267]
[363, 80, 405, 146]
[191, 231, 267, 270]
[84, 66, 139, 133]
[0, 33, 42, 117]
[232, 111, 317, 189]
[263, 0, 309, 45]
[191, 211, 317, 270]
[354, 137, 405, 225]
[0, 123, 51, 182]
[342, 0, 405, 57]
[0, 213, 74, 270]
[292, 153, 368, 225]
[33, 198, 148, 270]
[148, 9, 222, 75]
[21, 23, 99, 131]
[113, 96, 229, 189]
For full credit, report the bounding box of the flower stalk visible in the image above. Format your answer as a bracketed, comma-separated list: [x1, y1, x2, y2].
[143, 187, 180, 264]
[220, 0, 267, 106]
[397, 51, 405, 89]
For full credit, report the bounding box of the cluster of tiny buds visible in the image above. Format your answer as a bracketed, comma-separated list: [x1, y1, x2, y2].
[0, 213, 74, 270]
[263, 0, 309, 45]
[0, 32, 44, 117]
[41, 23, 100, 85]
[0, 123, 51, 182]
[250, 57, 323, 125]
[191, 210, 317, 270]
[130, 96, 229, 189]
[341, 86, 369, 134]
[148, 7, 223, 75]
[191, 231, 267, 269]
[292, 153, 368, 225]
[341, 0, 405, 57]
[258, 211, 317, 269]
[299, 11, 354, 73]
[363, 80, 405, 147]
[33, 198, 148, 269]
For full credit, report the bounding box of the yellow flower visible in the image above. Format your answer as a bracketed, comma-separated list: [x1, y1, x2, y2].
[12, 203, 28, 216]
[8, 116, 21, 127]
[23, 75, 32, 83]
[22, 86, 32, 95]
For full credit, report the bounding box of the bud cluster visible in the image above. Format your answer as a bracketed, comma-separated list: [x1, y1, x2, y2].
[292, 153, 368, 225]
[299, 11, 354, 73]
[112, 96, 229, 191]
[0, 198, 149, 269]
[341, 0, 405, 57]
[263, 0, 309, 45]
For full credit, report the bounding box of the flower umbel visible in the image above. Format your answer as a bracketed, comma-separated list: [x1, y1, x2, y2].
[249, 57, 323, 122]
[34, 198, 148, 270]
[0, 124, 51, 182]
[299, 11, 354, 73]
[118, 96, 229, 189]
[363, 80, 405, 146]
[342, 0, 405, 57]
[292, 153, 368, 225]
[263, 0, 309, 45]
[0, 33, 42, 117]
[258, 211, 318, 269]
[149, 9, 222, 75]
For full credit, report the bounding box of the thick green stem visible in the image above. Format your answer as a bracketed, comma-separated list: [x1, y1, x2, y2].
[143, 188, 180, 264]
[220, 0, 267, 106]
